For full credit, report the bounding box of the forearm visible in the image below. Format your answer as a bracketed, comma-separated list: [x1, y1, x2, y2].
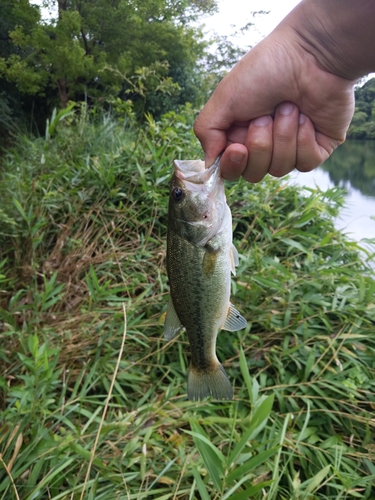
[280, 0, 375, 80]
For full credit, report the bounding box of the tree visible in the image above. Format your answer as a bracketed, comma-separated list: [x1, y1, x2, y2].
[347, 77, 375, 139]
[0, 0, 217, 115]
[350, 110, 368, 127]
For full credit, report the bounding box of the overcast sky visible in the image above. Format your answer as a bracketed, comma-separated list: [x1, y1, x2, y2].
[35, 0, 301, 46]
[201, 0, 301, 48]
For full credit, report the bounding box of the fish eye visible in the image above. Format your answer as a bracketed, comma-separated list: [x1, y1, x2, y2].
[172, 187, 184, 202]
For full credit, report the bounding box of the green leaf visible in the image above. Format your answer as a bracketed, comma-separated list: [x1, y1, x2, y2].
[226, 447, 279, 484]
[184, 431, 225, 468]
[68, 441, 105, 470]
[28, 334, 39, 358]
[149, 457, 178, 489]
[13, 198, 27, 221]
[25, 458, 76, 500]
[282, 238, 308, 254]
[48, 103, 76, 137]
[302, 465, 331, 494]
[186, 419, 224, 491]
[228, 394, 274, 467]
[228, 481, 274, 500]
[239, 347, 252, 403]
[252, 276, 285, 292]
[304, 346, 316, 381]
[191, 467, 211, 500]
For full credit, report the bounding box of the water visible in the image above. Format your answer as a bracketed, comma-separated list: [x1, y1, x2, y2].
[288, 140, 375, 244]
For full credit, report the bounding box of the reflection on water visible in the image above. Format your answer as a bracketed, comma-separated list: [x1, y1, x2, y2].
[288, 140, 375, 244]
[321, 140, 375, 197]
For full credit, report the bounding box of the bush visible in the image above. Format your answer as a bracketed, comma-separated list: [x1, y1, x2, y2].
[1, 107, 375, 499]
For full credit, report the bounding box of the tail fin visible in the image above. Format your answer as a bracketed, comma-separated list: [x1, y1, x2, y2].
[187, 362, 233, 401]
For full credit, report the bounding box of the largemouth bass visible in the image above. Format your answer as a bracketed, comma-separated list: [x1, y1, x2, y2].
[164, 155, 247, 401]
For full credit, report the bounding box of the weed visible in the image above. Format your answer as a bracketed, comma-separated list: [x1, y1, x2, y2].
[0, 106, 375, 499]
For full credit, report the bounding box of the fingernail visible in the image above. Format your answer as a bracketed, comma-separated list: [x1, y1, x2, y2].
[252, 115, 272, 127]
[279, 102, 295, 115]
[299, 113, 307, 125]
[229, 152, 245, 164]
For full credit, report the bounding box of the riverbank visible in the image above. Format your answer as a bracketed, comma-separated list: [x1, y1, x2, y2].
[1, 108, 375, 499]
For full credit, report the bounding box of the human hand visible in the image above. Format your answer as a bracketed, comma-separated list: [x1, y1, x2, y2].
[194, 3, 358, 183]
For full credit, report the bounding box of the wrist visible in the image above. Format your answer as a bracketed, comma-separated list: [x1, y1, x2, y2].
[280, 0, 375, 81]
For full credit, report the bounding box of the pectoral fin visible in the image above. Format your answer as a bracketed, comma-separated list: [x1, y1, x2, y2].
[202, 247, 219, 278]
[222, 303, 247, 331]
[230, 244, 239, 276]
[164, 297, 183, 340]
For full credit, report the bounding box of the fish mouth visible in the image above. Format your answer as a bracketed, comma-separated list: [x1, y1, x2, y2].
[173, 154, 222, 190]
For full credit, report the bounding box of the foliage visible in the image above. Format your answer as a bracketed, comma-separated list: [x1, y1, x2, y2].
[0, 92, 15, 138]
[0, 0, 40, 59]
[1, 108, 375, 498]
[348, 78, 375, 140]
[0, 0, 222, 129]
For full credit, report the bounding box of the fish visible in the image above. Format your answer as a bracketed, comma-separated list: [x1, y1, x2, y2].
[164, 154, 247, 401]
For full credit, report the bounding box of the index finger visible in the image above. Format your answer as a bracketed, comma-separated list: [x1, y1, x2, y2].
[194, 109, 228, 167]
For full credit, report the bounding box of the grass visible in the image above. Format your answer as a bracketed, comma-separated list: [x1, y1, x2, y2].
[1, 103, 375, 499]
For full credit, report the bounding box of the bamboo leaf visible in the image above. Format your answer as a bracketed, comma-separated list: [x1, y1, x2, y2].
[228, 395, 274, 466]
[186, 420, 224, 491]
[303, 464, 331, 494]
[191, 467, 211, 500]
[228, 481, 273, 500]
[226, 447, 279, 484]
[239, 347, 252, 404]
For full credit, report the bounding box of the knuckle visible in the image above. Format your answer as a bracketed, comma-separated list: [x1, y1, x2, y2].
[274, 129, 294, 145]
[248, 137, 272, 154]
[193, 119, 202, 137]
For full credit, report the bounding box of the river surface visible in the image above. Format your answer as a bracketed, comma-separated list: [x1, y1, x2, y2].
[288, 140, 375, 247]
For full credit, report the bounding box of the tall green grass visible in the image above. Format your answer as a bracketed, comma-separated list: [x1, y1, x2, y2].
[1, 104, 375, 499]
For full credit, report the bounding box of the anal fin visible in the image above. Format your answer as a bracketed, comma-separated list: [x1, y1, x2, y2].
[222, 303, 247, 331]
